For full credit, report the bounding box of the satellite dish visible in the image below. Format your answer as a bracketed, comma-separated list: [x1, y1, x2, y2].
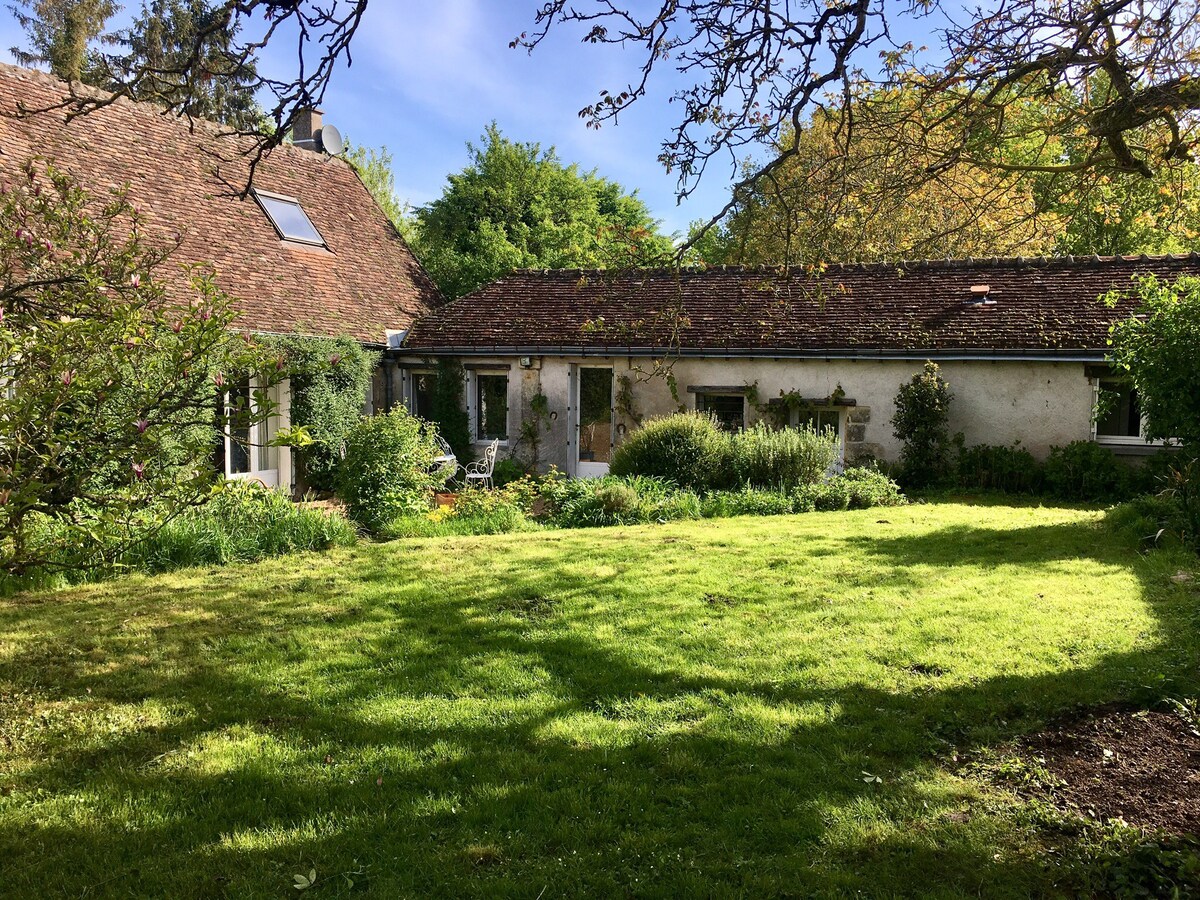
[316, 124, 344, 156]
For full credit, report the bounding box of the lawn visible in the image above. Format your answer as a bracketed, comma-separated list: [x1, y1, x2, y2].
[0, 502, 1197, 897]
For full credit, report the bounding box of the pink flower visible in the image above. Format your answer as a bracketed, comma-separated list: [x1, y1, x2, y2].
[213, 372, 225, 388]
[131, 461, 145, 480]
[136, 419, 149, 434]
[60, 370, 74, 387]
[171, 320, 182, 333]
[329, 353, 342, 366]
[130, 274, 141, 288]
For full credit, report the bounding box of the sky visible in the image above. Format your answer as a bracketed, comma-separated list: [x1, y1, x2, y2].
[0, 2, 764, 237]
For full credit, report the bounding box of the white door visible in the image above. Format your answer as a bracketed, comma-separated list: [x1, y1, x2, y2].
[574, 366, 615, 478]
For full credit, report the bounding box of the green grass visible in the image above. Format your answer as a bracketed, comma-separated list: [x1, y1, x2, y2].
[1, 502, 1197, 897]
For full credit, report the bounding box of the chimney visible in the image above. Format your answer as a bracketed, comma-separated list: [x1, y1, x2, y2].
[293, 107, 323, 151]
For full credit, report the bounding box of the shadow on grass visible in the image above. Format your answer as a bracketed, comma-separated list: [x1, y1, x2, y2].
[0, 514, 1196, 897]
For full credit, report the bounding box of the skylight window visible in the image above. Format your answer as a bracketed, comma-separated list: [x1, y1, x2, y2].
[253, 189, 326, 247]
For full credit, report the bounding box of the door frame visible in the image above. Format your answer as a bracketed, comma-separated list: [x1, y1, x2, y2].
[568, 363, 615, 479]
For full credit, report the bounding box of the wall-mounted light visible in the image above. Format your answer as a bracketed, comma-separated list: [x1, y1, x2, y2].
[550, 411, 558, 421]
[519, 356, 533, 368]
[616, 423, 627, 437]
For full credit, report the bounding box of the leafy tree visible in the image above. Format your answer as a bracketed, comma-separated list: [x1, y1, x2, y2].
[9, 0, 115, 82]
[1106, 276, 1200, 446]
[0, 161, 285, 576]
[345, 140, 418, 244]
[891, 362, 954, 489]
[102, 0, 266, 131]
[523, 1, 1200, 248]
[415, 124, 674, 299]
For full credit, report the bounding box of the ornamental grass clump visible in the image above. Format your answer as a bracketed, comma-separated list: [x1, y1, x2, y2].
[729, 422, 838, 490]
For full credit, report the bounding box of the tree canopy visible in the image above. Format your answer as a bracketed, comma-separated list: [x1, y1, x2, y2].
[345, 140, 418, 245]
[415, 124, 674, 299]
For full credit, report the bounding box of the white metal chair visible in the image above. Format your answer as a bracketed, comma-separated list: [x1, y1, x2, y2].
[460, 438, 500, 489]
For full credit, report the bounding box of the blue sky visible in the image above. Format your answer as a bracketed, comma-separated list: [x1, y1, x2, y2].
[0, 3, 758, 237]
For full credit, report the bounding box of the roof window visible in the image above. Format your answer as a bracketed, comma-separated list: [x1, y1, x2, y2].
[252, 189, 326, 247]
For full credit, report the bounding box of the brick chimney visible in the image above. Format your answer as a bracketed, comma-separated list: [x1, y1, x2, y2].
[293, 107, 323, 151]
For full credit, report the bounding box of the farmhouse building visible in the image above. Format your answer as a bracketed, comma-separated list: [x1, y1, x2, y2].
[397, 258, 1199, 476]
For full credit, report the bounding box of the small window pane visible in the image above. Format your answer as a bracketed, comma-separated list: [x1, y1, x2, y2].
[412, 372, 437, 421]
[255, 191, 326, 245]
[227, 377, 252, 475]
[1097, 381, 1142, 438]
[697, 393, 744, 432]
[797, 408, 841, 437]
[476, 374, 508, 441]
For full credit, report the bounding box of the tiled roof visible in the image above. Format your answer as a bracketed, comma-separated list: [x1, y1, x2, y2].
[404, 256, 1200, 356]
[0, 63, 441, 344]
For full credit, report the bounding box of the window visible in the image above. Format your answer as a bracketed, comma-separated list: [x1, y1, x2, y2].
[1095, 379, 1149, 444]
[411, 371, 437, 421]
[696, 393, 745, 432]
[253, 189, 326, 246]
[475, 373, 508, 441]
[795, 408, 842, 437]
[222, 377, 281, 485]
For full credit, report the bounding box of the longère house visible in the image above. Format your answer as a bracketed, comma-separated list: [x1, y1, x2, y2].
[0, 62, 441, 489]
[396, 258, 1199, 476]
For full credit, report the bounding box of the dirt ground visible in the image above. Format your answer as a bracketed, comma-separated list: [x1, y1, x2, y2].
[1018, 706, 1200, 835]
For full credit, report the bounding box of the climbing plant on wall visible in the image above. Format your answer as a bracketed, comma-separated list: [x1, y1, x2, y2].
[267, 335, 378, 492]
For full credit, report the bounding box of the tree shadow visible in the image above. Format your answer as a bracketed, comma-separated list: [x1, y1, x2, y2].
[0, 513, 1196, 896]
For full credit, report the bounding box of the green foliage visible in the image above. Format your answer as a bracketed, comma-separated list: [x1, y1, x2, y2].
[0, 162, 284, 577]
[892, 362, 954, 489]
[610, 412, 731, 490]
[345, 141, 419, 243]
[415, 123, 674, 299]
[269, 335, 377, 492]
[10, 0, 115, 81]
[955, 443, 1044, 494]
[430, 357, 472, 463]
[701, 486, 794, 518]
[1107, 275, 1200, 445]
[491, 457, 527, 489]
[729, 423, 838, 490]
[1043, 441, 1132, 502]
[0, 481, 357, 593]
[130, 482, 356, 572]
[794, 467, 907, 512]
[336, 408, 440, 531]
[106, 0, 266, 130]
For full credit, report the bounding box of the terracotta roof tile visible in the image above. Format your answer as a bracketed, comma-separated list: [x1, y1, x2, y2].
[405, 257, 1200, 354]
[0, 63, 441, 344]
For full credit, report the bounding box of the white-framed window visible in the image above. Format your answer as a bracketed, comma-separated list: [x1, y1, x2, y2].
[1093, 378, 1162, 446]
[467, 370, 509, 443]
[224, 377, 282, 486]
[695, 392, 746, 432]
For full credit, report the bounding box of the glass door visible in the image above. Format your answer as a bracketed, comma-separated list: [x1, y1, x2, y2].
[576, 367, 614, 478]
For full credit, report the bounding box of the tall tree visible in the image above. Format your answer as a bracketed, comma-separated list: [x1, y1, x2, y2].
[102, 0, 265, 131]
[9, 0, 115, 82]
[521, 1, 1200, 247]
[415, 124, 674, 299]
[345, 141, 419, 245]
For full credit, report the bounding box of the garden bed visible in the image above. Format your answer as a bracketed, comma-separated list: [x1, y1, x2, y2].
[1016, 705, 1200, 835]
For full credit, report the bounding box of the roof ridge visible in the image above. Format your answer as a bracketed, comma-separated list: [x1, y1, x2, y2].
[500, 253, 1200, 281]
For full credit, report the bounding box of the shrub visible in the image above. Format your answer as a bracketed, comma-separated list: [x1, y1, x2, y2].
[1043, 441, 1131, 502]
[277, 335, 378, 492]
[728, 423, 838, 490]
[956, 443, 1044, 493]
[794, 468, 907, 512]
[610, 412, 731, 490]
[702, 486, 794, 518]
[491, 457, 527, 488]
[892, 362, 954, 488]
[336, 408, 442, 530]
[1105, 494, 1186, 548]
[131, 482, 357, 572]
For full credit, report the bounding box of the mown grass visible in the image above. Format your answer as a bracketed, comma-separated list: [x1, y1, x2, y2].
[0, 502, 1197, 897]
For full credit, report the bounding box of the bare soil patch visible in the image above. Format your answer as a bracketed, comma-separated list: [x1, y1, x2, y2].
[1019, 706, 1200, 835]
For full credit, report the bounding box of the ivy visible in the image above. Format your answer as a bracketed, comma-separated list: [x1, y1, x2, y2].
[266, 335, 378, 492]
